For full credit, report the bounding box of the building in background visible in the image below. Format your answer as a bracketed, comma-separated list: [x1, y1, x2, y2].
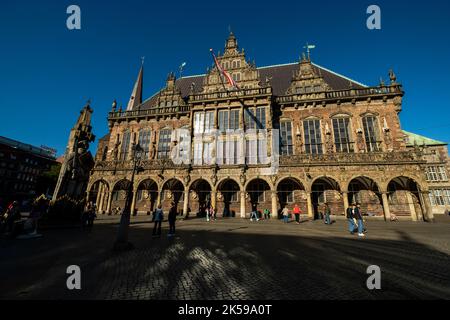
[0, 136, 58, 205]
[87, 32, 446, 221]
[404, 131, 450, 215]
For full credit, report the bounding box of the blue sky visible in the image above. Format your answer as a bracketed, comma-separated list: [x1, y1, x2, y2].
[1, 0, 450, 156]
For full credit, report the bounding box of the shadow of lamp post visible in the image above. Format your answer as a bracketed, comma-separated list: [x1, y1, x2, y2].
[113, 142, 144, 251]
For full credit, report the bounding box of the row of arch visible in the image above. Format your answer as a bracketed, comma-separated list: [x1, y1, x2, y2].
[88, 175, 432, 221]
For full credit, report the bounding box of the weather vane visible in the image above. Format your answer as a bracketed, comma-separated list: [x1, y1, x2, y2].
[303, 43, 316, 60]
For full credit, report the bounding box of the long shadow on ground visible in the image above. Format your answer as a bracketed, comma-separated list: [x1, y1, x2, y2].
[0, 221, 449, 300]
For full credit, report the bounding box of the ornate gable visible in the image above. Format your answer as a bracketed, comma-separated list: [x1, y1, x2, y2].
[286, 55, 331, 95]
[202, 32, 261, 93]
[154, 73, 186, 108]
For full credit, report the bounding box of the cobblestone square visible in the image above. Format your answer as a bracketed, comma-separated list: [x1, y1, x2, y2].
[1, 216, 449, 300]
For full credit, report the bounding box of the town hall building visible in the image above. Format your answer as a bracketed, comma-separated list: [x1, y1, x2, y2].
[86, 32, 444, 222]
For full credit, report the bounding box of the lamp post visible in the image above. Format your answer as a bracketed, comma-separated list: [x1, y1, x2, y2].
[113, 142, 144, 251]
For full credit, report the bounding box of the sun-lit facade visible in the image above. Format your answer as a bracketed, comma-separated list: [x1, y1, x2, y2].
[87, 32, 441, 222]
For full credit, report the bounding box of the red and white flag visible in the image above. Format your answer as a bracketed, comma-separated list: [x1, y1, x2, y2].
[210, 49, 239, 90]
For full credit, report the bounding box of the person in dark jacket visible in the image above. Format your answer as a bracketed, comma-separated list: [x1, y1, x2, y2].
[153, 204, 164, 238]
[168, 202, 177, 237]
[324, 203, 331, 225]
[346, 203, 356, 234]
[354, 203, 365, 237]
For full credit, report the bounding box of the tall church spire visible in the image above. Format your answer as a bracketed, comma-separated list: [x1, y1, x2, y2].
[126, 62, 144, 111]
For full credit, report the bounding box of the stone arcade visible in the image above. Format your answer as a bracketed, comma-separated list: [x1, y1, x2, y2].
[87, 32, 438, 222]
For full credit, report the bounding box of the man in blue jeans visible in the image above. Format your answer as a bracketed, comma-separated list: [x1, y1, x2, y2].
[354, 203, 365, 237]
[346, 203, 356, 234]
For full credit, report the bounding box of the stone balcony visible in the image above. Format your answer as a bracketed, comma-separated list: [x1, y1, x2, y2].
[93, 150, 424, 173]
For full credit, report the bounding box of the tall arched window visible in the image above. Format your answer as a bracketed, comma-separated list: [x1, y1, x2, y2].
[303, 118, 323, 154]
[157, 129, 172, 159]
[362, 115, 380, 152]
[119, 131, 131, 160]
[138, 129, 151, 159]
[332, 116, 353, 153]
[280, 120, 293, 156]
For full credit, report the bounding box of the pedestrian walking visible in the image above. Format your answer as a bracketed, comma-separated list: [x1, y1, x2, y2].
[213, 206, 217, 220]
[250, 204, 259, 221]
[87, 202, 97, 232]
[206, 205, 210, 222]
[282, 206, 289, 223]
[293, 204, 301, 224]
[168, 202, 177, 237]
[81, 203, 89, 232]
[152, 204, 163, 238]
[324, 203, 331, 225]
[346, 203, 357, 235]
[355, 203, 366, 237]
[263, 208, 270, 220]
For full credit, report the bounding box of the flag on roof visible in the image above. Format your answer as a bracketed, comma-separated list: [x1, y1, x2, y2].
[210, 49, 240, 90]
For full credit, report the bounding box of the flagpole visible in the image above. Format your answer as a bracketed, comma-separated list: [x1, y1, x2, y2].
[210, 49, 229, 93]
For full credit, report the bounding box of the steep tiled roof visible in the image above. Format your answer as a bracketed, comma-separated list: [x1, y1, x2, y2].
[403, 130, 447, 147]
[140, 62, 366, 110]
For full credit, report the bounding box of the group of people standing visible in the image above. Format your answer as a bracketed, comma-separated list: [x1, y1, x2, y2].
[346, 203, 366, 237]
[81, 202, 97, 232]
[281, 203, 332, 225]
[152, 202, 177, 238]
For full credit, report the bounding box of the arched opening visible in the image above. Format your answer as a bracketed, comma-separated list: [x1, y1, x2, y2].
[246, 179, 271, 218]
[277, 178, 306, 219]
[136, 179, 158, 215]
[348, 177, 383, 217]
[388, 176, 424, 221]
[189, 179, 212, 218]
[88, 180, 110, 214]
[311, 177, 342, 219]
[111, 179, 132, 213]
[161, 178, 184, 214]
[217, 179, 240, 218]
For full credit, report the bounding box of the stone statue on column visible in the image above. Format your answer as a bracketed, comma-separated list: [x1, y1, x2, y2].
[53, 101, 95, 200]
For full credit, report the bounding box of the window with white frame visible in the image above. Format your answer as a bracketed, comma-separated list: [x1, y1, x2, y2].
[217, 138, 240, 165]
[426, 166, 448, 181]
[194, 111, 214, 134]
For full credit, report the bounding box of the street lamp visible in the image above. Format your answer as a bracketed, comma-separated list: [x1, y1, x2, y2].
[113, 142, 144, 251]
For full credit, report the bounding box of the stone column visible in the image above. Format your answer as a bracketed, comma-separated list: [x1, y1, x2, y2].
[106, 191, 113, 214]
[271, 190, 278, 219]
[381, 192, 391, 222]
[240, 191, 246, 218]
[421, 191, 434, 222]
[406, 192, 418, 222]
[183, 188, 190, 218]
[95, 184, 102, 208]
[211, 188, 217, 210]
[157, 190, 162, 206]
[98, 186, 105, 213]
[342, 191, 349, 212]
[306, 192, 313, 218]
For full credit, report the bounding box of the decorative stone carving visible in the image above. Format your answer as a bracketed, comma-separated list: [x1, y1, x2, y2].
[240, 169, 246, 186]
